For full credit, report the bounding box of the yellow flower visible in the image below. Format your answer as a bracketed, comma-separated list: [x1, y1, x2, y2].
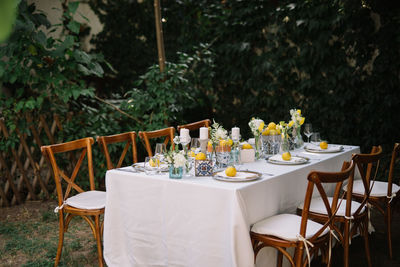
[258, 122, 265, 132]
[297, 109, 301, 115]
[288, 120, 294, 128]
[299, 117, 305, 125]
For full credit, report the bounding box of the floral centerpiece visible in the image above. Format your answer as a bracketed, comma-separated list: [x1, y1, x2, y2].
[248, 117, 265, 159]
[278, 121, 293, 151]
[208, 120, 230, 167]
[164, 143, 188, 179]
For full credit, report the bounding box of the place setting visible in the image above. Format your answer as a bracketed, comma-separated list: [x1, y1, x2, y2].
[303, 131, 344, 153]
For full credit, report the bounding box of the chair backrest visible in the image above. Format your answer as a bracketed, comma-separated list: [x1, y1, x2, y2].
[97, 131, 138, 170]
[41, 137, 95, 206]
[387, 143, 400, 196]
[177, 119, 211, 134]
[299, 161, 355, 246]
[352, 146, 383, 197]
[138, 127, 175, 157]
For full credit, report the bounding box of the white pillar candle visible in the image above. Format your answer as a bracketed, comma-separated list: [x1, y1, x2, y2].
[199, 127, 208, 140]
[232, 127, 240, 140]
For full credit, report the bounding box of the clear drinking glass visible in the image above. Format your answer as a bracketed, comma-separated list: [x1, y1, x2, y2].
[144, 156, 158, 175]
[311, 132, 321, 145]
[190, 138, 200, 153]
[304, 123, 313, 143]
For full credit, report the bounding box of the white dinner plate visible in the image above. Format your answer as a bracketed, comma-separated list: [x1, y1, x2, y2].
[212, 170, 261, 182]
[304, 144, 344, 153]
[267, 154, 309, 165]
[132, 162, 169, 172]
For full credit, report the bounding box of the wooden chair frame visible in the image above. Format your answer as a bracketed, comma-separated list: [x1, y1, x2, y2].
[251, 161, 355, 267]
[138, 127, 175, 157]
[41, 137, 104, 267]
[177, 119, 211, 133]
[353, 145, 398, 258]
[97, 131, 138, 170]
[297, 159, 371, 267]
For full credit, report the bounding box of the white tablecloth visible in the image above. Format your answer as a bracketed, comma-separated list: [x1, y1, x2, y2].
[104, 145, 360, 267]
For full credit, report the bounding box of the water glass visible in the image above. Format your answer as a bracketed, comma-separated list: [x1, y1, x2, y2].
[311, 132, 321, 145]
[190, 138, 201, 153]
[144, 156, 158, 175]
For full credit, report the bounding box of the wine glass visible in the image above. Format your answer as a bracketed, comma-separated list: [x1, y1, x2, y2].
[304, 123, 313, 143]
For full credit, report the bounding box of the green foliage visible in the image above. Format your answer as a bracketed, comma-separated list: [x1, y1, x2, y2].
[90, 0, 400, 154]
[0, 0, 108, 148]
[122, 46, 215, 130]
[0, 0, 18, 42]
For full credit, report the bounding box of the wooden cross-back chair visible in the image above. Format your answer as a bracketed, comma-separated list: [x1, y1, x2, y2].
[349, 145, 398, 258]
[138, 127, 175, 157]
[297, 159, 371, 267]
[251, 161, 355, 267]
[177, 119, 211, 135]
[97, 131, 138, 170]
[41, 137, 105, 267]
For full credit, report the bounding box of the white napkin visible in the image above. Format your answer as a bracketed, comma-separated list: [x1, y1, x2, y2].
[215, 171, 258, 179]
[269, 154, 306, 163]
[305, 144, 343, 152]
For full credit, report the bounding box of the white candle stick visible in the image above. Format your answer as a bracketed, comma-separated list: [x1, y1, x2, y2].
[199, 127, 208, 140]
[232, 127, 240, 141]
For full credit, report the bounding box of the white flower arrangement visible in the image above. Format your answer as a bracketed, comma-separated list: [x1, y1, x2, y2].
[165, 149, 187, 168]
[210, 120, 228, 147]
[248, 118, 265, 136]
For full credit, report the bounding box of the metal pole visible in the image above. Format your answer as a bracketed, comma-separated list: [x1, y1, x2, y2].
[154, 0, 166, 72]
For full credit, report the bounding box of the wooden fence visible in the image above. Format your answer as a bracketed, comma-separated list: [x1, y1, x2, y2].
[0, 114, 63, 207]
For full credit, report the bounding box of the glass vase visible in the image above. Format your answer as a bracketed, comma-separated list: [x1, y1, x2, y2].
[254, 134, 262, 160]
[169, 166, 183, 179]
[292, 127, 304, 149]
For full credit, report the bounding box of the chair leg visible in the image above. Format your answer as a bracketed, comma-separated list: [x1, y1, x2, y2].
[343, 220, 350, 267]
[55, 213, 65, 267]
[362, 216, 372, 267]
[277, 250, 283, 267]
[95, 215, 104, 267]
[386, 204, 393, 259]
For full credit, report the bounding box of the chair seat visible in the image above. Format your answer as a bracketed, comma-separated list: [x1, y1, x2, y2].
[298, 197, 365, 217]
[65, 190, 106, 210]
[343, 180, 400, 197]
[251, 214, 329, 242]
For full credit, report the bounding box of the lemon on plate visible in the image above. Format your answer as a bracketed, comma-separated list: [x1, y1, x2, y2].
[225, 166, 237, 177]
[320, 141, 328, 150]
[282, 152, 291, 161]
[242, 143, 253, 149]
[195, 152, 207, 161]
[149, 158, 160, 167]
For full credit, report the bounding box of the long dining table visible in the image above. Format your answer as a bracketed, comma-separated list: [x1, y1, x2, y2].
[103, 145, 360, 267]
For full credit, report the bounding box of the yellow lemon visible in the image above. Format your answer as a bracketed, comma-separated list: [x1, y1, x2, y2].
[276, 128, 281, 135]
[267, 122, 276, 130]
[320, 141, 328, 150]
[149, 158, 160, 167]
[288, 120, 294, 128]
[195, 152, 207, 160]
[242, 143, 253, 149]
[225, 166, 237, 177]
[219, 139, 227, 147]
[227, 138, 233, 146]
[269, 129, 277, 136]
[282, 152, 291, 161]
[262, 129, 270, 136]
[208, 141, 212, 147]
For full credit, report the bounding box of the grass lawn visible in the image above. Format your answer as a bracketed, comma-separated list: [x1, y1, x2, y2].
[0, 200, 399, 267]
[0, 201, 98, 266]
